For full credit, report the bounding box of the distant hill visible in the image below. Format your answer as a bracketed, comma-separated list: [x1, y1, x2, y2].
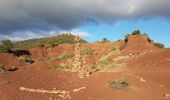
[13, 33, 87, 50]
[120, 30, 165, 54]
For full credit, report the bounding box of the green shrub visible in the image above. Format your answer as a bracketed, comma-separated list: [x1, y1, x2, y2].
[117, 39, 123, 42]
[13, 34, 87, 50]
[0, 64, 5, 72]
[124, 34, 130, 38]
[90, 65, 100, 73]
[0, 39, 13, 52]
[46, 39, 58, 48]
[99, 59, 109, 65]
[58, 52, 74, 60]
[47, 65, 71, 71]
[111, 47, 117, 51]
[17, 58, 34, 64]
[143, 33, 148, 37]
[154, 43, 165, 48]
[82, 48, 93, 55]
[131, 30, 141, 35]
[101, 38, 110, 43]
[147, 37, 153, 43]
[109, 78, 129, 90]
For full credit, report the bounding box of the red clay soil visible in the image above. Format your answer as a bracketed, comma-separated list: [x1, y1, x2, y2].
[1, 49, 170, 100]
[0, 67, 170, 100]
[121, 35, 160, 55]
[29, 44, 75, 58]
[48, 44, 75, 58]
[29, 46, 49, 58]
[125, 49, 170, 90]
[1, 37, 170, 100]
[0, 53, 20, 69]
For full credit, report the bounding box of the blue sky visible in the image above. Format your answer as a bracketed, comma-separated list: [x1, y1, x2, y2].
[80, 18, 170, 47]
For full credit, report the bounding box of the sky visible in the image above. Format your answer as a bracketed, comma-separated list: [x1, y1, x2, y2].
[0, 0, 170, 47]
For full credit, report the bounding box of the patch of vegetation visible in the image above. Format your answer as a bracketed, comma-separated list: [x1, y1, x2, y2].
[147, 37, 153, 43]
[111, 47, 117, 51]
[119, 45, 126, 50]
[47, 65, 72, 71]
[154, 42, 165, 48]
[46, 39, 58, 48]
[116, 39, 123, 42]
[109, 78, 130, 90]
[35, 57, 51, 62]
[131, 30, 141, 35]
[89, 65, 100, 73]
[99, 59, 109, 65]
[101, 38, 110, 43]
[82, 48, 93, 55]
[17, 58, 34, 64]
[0, 39, 14, 53]
[58, 52, 74, 60]
[13, 34, 87, 50]
[143, 33, 148, 37]
[124, 34, 130, 38]
[0, 64, 5, 72]
[35, 53, 74, 62]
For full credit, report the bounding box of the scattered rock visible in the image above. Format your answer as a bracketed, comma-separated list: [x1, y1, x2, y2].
[140, 77, 146, 82]
[73, 87, 86, 92]
[7, 66, 18, 71]
[19, 87, 71, 99]
[160, 85, 164, 87]
[164, 93, 169, 99]
[166, 59, 170, 61]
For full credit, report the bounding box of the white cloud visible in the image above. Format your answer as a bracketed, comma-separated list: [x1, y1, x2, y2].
[60, 29, 92, 38]
[0, 0, 170, 40]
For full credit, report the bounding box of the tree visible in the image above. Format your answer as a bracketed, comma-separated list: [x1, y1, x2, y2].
[132, 30, 141, 35]
[154, 43, 165, 48]
[0, 39, 13, 52]
[124, 34, 130, 38]
[101, 38, 110, 43]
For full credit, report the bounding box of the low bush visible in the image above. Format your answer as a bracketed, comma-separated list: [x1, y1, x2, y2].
[90, 65, 100, 73]
[101, 38, 110, 43]
[47, 65, 71, 71]
[154, 43, 165, 48]
[99, 59, 109, 65]
[0, 64, 5, 72]
[111, 47, 117, 51]
[143, 33, 148, 37]
[46, 39, 58, 48]
[109, 78, 129, 90]
[0, 39, 13, 53]
[147, 37, 153, 43]
[17, 58, 34, 64]
[58, 52, 74, 60]
[82, 48, 93, 55]
[131, 30, 141, 35]
[124, 34, 130, 39]
[117, 39, 123, 42]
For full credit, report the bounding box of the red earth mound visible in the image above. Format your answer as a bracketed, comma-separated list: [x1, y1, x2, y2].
[0, 53, 20, 69]
[121, 35, 160, 55]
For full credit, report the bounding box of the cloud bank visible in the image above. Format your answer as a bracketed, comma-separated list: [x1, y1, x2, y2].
[0, 0, 170, 40]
